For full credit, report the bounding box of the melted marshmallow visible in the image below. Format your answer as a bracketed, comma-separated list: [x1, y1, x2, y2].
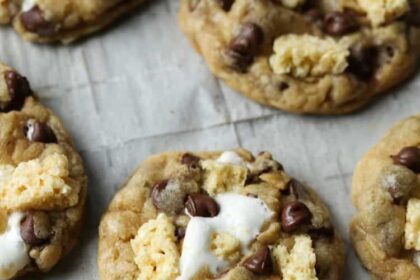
[178, 193, 273, 280]
[22, 0, 37, 12]
[0, 213, 29, 280]
[216, 151, 246, 166]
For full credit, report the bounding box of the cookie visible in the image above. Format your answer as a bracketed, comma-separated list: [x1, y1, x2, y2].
[0, 63, 87, 279]
[98, 149, 344, 280]
[0, 0, 149, 44]
[178, 0, 420, 114]
[351, 115, 420, 279]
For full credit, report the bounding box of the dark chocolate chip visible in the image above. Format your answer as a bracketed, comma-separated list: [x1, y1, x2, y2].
[242, 246, 273, 274]
[305, 8, 324, 26]
[25, 120, 57, 143]
[3, 71, 31, 112]
[181, 153, 200, 168]
[20, 6, 57, 37]
[281, 201, 312, 233]
[20, 212, 50, 246]
[216, 0, 234, 11]
[185, 193, 219, 217]
[226, 23, 264, 72]
[392, 146, 420, 173]
[347, 45, 378, 81]
[407, 2, 420, 26]
[278, 82, 289, 91]
[308, 226, 335, 240]
[176, 227, 186, 239]
[324, 11, 359, 36]
[151, 180, 169, 209]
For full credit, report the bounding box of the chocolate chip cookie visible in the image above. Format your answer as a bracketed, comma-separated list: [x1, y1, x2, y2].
[0, 0, 149, 43]
[178, 0, 420, 114]
[98, 149, 344, 280]
[351, 115, 420, 279]
[0, 63, 87, 279]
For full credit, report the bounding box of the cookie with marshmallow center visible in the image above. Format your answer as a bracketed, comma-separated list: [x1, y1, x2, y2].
[0, 62, 87, 279]
[98, 149, 344, 280]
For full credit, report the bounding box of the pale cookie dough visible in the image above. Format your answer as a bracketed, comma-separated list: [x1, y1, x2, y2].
[98, 149, 344, 280]
[0, 63, 87, 279]
[178, 0, 420, 114]
[351, 115, 420, 279]
[0, 0, 149, 44]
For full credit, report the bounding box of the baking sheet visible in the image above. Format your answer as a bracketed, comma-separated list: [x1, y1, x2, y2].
[1, 1, 419, 279]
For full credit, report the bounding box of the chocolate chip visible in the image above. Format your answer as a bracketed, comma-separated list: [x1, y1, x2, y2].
[20, 6, 57, 37]
[20, 212, 51, 246]
[185, 193, 219, 217]
[216, 0, 234, 11]
[407, 2, 420, 26]
[305, 8, 324, 27]
[226, 23, 264, 72]
[25, 120, 57, 143]
[176, 227, 186, 239]
[278, 82, 289, 91]
[242, 246, 273, 274]
[151, 180, 169, 209]
[347, 45, 378, 81]
[324, 11, 359, 36]
[3, 71, 31, 112]
[308, 226, 335, 240]
[181, 153, 200, 168]
[392, 146, 420, 173]
[281, 179, 309, 200]
[281, 201, 312, 233]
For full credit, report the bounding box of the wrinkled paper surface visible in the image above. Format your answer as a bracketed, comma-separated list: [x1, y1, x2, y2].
[0, 1, 419, 279]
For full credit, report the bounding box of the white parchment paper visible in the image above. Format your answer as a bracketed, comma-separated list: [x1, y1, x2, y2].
[0, 1, 419, 279]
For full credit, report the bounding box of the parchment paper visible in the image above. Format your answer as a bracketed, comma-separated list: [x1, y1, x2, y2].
[0, 1, 419, 279]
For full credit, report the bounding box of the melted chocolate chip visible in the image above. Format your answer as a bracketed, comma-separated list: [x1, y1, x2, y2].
[281, 201, 312, 233]
[347, 45, 378, 81]
[226, 23, 264, 72]
[305, 8, 324, 27]
[185, 193, 219, 217]
[25, 120, 57, 143]
[176, 227, 186, 239]
[216, 0, 234, 11]
[151, 180, 169, 209]
[3, 71, 31, 112]
[392, 146, 420, 173]
[407, 2, 420, 26]
[324, 11, 359, 36]
[242, 246, 273, 274]
[20, 212, 51, 246]
[308, 227, 335, 240]
[20, 6, 57, 36]
[181, 153, 200, 168]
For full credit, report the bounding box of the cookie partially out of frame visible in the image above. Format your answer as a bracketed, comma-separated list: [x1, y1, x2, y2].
[351, 115, 420, 279]
[98, 149, 344, 280]
[0, 0, 149, 44]
[178, 0, 420, 114]
[0, 63, 87, 279]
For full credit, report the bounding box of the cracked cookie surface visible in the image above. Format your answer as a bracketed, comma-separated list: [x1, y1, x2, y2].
[0, 0, 149, 43]
[351, 115, 420, 280]
[178, 0, 420, 114]
[0, 63, 87, 279]
[98, 149, 344, 280]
